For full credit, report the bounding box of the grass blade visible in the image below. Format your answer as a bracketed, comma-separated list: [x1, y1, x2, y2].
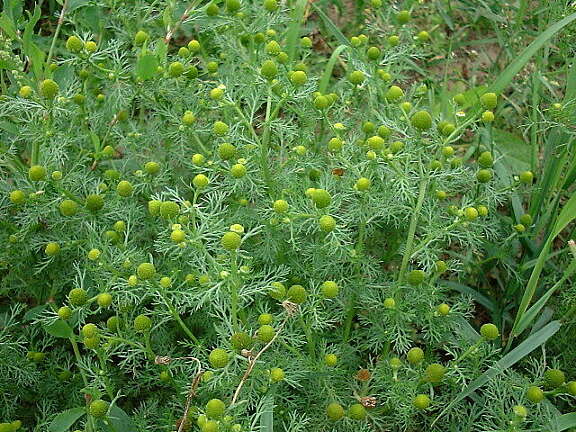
[489, 12, 576, 93]
[441, 281, 496, 313]
[318, 44, 347, 94]
[432, 320, 561, 426]
[548, 412, 576, 432]
[564, 55, 576, 101]
[22, 6, 45, 80]
[285, 0, 309, 63]
[516, 258, 576, 334]
[310, 3, 350, 46]
[511, 193, 576, 340]
[259, 396, 274, 432]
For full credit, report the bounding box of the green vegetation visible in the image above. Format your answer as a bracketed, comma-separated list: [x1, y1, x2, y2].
[1, 0, 576, 431]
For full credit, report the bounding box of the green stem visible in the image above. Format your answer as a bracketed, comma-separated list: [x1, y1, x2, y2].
[455, 337, 484, 364]
[52, 183, 83, 202]
[95, 349, 115, 399]
[410, 220, 461, 258]
[299, 315, 315, 358]
[158, 290, 199, 344]
[230, 251, 240, 331]
[280, 340, 302, 357]
[104, 335, 141, 348]
[0, 70, 6, 95]
[398, 177, 429, 283]
[69, 339, 97, 432]
[144, 332, 155, 360]
[98, 119, 116, 152]
[189, 190, 200, 228]
[487, 123, 493, 156]
[45, 0, 68, 71]
[191, 130, 209, 154]
[259, 85, 274, 191]
[230, 102, 261, 145]
[443, 110, 481, 145]
[560, 304, 576, 323]
[530, 73, 541, 172]
[31, 142, 40, 166]
[544, 383, 574, 397]
[343, 195, 368, 342]
[87, 59, 119, 75]
[69, 336, 89, 387]
[103, 418, 119, 432]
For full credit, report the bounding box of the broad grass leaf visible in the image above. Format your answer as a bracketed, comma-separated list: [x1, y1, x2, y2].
[547, 412, 576, 432]
[136, 54, 159, 80]
[492, 128, 531, 172]
[45, 320, 73, 339]
[48, 407, 86, 432]
[22, 7, 45, 80]
[107, 406, 137, 432]
[259, 396, 274, 432]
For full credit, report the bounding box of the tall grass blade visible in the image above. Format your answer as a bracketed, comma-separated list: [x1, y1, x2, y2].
[318, 44, 347, 94]
[432, 320, 561, 426]
[489, 12, 576, 93]
[516, 259, 576, 334]
[285, 0, 309, 63]
[511, 193, 576, 340]
[259, 396, 274, 432]
[310, 3, 350, 46]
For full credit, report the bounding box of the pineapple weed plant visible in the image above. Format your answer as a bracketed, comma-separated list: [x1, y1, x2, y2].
[1, 0, 576, 431]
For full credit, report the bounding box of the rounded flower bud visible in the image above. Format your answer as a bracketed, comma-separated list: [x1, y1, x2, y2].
[209, 348, 229, 368]
[89, 400, 109, 418]
[133, 314, 152, 332]
[480, 323, 499, 340]
[40, 79, 59, 99]
[221, 231, 241, 250]
[66, 35, 84, 52]
[410, 110, 432, 130]
[326, 402, 344, 421]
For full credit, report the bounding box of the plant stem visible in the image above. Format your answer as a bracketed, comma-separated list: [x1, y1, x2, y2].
[410, 221, 461, 258]
[95, 349, 115, 399]
[530, 72, 541, 173]
[45, 0, 68, 71]
[190, 189, 200, 228]
[144, 332, 155, 360]
[560, 304, 576, 323]
[398, 176, 429, 283]
[230, 102, 261, 145]
[191, 130, 209, 154]
[158, 290, 199, 344]
[455, 337, 484, 364]
[69, 336, 89, 387]
[231, 315, 290, 405]
[299, 315, 315, 357]
[164, 0, 202, 44]
[69, 339, 101, 432]
[103, 418, 119, 432]
[104, 335, 141, 348]
[487, 123, 493, 156]
[343, 194, 368, 342]
[259, 85, 274, 192]
[31, 141, 40, 166]
[230, 251, 240, 331]
[443, 110, 480, 145]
